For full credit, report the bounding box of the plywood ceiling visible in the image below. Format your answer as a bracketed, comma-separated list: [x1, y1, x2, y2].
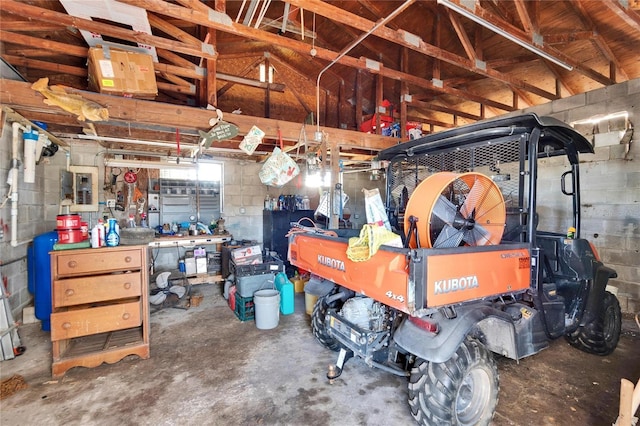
[1, 0, 639, 162]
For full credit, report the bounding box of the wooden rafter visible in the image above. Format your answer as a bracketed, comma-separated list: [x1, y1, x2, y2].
[446, 9, 476, 61]
[571, 0, 629, 81]
[602, 0, 640, 31]
[468, 1, 614, 86]
[285, 0, 558, 100]
[513, 0, 536, 35]
[147, 13, 202, 46]
[118, 0, 517, 111]
[0, 0, 216, 61]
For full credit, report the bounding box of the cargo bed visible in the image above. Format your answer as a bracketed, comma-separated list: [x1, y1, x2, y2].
[289, 230, 531, 316]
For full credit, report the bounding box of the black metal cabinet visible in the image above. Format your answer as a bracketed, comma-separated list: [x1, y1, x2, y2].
[263, 210, 314, 263]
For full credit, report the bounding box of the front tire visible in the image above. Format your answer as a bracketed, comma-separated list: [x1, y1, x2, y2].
[408, 337, 499, 426]
[566, 290, 621, 355]
[311, 292, 343, 351]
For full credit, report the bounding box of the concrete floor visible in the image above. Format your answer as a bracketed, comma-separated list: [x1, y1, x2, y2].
[1, 283, 639, 426]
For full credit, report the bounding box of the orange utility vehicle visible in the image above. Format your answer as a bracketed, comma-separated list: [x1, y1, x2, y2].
[288, 114, 621, 425]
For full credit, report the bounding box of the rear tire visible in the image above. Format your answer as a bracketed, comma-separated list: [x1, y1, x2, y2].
[311, 292, 343, 352]
[566, 290, 621, 355]
[408, 338, 499, 426]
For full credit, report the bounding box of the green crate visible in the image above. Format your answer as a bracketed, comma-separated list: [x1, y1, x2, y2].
[234, 294, 255, 321]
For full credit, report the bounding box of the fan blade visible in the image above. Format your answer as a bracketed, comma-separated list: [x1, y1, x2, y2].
[463, 223, 492, 246]
[432, 195, 457, 225]
[461, 178, 491, 218]
[169, 285, 186, 298]
[149, 292, 167, 305]
[433, 223, 465, 248]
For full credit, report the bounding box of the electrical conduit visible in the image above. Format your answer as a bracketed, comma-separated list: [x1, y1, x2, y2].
[10, 121, 29, 247]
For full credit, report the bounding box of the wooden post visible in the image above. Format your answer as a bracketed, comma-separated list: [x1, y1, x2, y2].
[329, 139, 340, 229]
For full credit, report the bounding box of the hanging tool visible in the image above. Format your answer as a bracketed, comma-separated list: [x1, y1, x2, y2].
[176, 128, 181, 159]
[124, 169, 138, 212]
[105, 167, 121, 193]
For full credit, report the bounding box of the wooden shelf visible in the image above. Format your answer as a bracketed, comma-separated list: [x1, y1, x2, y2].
[186, 274, 223, 285]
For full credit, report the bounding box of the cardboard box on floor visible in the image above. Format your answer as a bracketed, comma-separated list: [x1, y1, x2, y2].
[88, 46, 157, 99]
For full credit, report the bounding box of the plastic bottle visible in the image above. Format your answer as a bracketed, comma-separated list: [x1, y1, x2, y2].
[91, 220, 104, 248]
[98, 219, 106, 246]
[275, 272, 294, 315]
[106, 218, 120, 247]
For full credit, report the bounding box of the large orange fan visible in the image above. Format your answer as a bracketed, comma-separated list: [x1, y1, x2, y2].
[403, 172, 506, 248]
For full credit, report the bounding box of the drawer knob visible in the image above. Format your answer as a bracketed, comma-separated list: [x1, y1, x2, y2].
[122, 313, 130, 320]
[124, 256, 132, 263]
[124, 282, 131, 290]
[67, 260, 77, 269]
[65, 289, 75, 297]
[62, 322, 71, 330]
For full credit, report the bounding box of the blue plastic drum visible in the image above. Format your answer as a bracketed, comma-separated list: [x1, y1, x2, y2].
[32, 230, 57, 331]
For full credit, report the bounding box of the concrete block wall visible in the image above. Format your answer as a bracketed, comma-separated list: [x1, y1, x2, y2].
[0, 121, 67, 320]
[222, 159, 266, 243]
[519, 78, 640, 313]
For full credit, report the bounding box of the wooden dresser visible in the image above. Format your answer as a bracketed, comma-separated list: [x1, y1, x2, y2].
[50, 245, 149, 377]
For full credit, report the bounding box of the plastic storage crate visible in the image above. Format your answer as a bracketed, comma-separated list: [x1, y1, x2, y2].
[232, 255, 284, 277]
[236, 273, 275, 298]
[234, 294, 254, 321]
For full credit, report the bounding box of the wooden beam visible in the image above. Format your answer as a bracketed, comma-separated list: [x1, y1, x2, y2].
[400, 47, 409, 140]
[0, 30, 205, 82]
[287, 0, 559, 100]
[216, 73, 285, 92]
[147, 12, 202, 46]
[602, 0, 640, 31]
[0, 30, 88, 57]
[0, 0, 216, 61]
[157, 49, 199, 69]
[154, 62, 204, 80]
[570, 0, 629, 81]
[543, 31, 595, 44]
[0, 79, 395, 152]
[446, 9, 476, 61]
[268, 55, 313, 114]
[119, 0, 517, 110]
[513, 0, 536, 34]
[2, 55, 87, 77]
[355, 70, 363, 129]
[409, 100, 482, 121]
[468, 1, 614, 86]
[0, 21, 65, 31]
[216, 57, 263, 98]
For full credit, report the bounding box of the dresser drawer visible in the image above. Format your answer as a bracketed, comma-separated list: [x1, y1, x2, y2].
[50, 302, 142, 341]
[53, 273, 142, 307]
[55, 248, 142, 276]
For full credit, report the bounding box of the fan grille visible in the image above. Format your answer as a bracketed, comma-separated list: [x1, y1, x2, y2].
[404, 172, 506, 248]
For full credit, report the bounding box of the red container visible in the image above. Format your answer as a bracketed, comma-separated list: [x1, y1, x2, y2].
[228, 286, 236, 311]
[56, 214, 81, 229]
[57, 228, 83, 244]
[80, 222, 89, 240]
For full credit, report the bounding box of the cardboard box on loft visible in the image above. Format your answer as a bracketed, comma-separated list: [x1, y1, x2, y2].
[87, 46, 157, 99]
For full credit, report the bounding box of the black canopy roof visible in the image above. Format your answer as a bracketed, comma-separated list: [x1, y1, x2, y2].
[378, 113, 593, 163]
